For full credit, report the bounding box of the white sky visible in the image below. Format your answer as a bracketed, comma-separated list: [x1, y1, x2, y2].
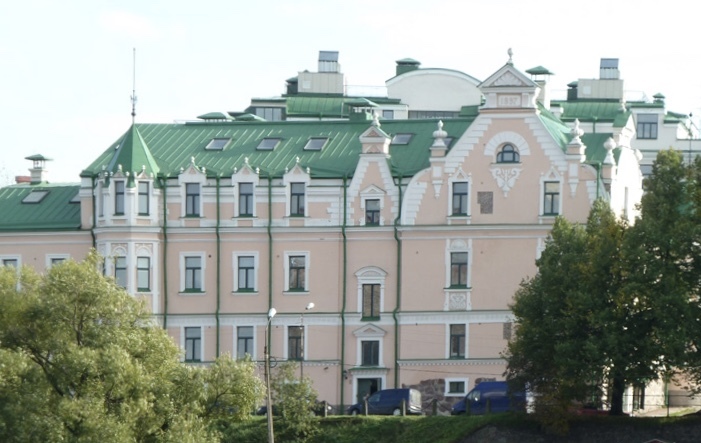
[2, 0, 700, 185]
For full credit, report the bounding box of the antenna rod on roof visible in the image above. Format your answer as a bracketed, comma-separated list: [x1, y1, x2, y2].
[130, 48, 137, 123]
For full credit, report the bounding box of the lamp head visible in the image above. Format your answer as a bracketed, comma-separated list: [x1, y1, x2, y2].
[305, 302, 315, 311]
[268, 308, 277, 319]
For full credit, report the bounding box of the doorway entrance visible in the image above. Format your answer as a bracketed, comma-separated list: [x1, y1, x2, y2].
[356, 378, 381, 403]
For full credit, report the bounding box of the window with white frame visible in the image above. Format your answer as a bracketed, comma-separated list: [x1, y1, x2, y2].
[362, 284, 381, 320]
[238, 182, 254, 217]
[184, 327, 202, 362]
[452, 182, 468, 216]
[543, 181, 560, 215]
[138, 181, 149, 215]
[236, 326, 254, 359]
[114, 256, 127, 288]
[181, 254, 205, 293]
[1, 257, 18, 268]
[185, 183, 200, 217]
[449, 324, 466, 358]
[290, 183, 305, 216]
[114, 180, 125, 215]
[637, 114, 658, 139]
[234, 253, 257, 292]
[445, 378, 468, 396]
[46, 254, 69, 269]
[365, 199, 380, 225]
[361, 340, 380, 366]
[284, 252, 309, 292]
[450, 252, 468, 287]
[496, 143, 520, 163]
[288, 325, 303, 360]
[136, 256, 150, 292]
[355, 266, 386, 320]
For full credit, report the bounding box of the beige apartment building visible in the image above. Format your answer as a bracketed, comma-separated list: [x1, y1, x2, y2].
[0, 56, 644, 414]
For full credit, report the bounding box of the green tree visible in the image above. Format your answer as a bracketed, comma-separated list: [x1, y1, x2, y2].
[0, 252, 262, 442]
[269, 361, 320, 442]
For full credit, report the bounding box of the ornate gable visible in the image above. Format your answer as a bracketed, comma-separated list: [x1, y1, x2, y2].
[479, 53, 540, 110]
[353, 323, 386, 338]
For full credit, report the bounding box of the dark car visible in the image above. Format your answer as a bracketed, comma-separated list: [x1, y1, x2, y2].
[256, 400, 333, 417]
[451, 381, 526, 415]
[347, 388, 422, 416]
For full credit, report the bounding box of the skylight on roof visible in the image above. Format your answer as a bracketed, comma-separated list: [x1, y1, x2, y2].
[304, 137, 328, 151]
[206, 138, 231, 150]
[22, 190, 49, 204]
[70, 192, 80, 204]
[257, 138, 281, 151]
[391, 133, 413, 145]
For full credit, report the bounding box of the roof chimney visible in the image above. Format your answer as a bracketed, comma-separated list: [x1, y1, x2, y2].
[395, 58, 421, 76]
[25, 154, 51, 184]
[15, 175, 31, 184]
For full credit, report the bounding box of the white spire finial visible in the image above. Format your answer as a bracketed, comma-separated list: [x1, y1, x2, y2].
[507, 48, 513, 64]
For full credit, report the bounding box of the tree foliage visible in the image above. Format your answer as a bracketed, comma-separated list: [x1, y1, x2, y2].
[269, 361, 320, 442]
[0, 251, 263, 442]
[505, 149, 701, 420]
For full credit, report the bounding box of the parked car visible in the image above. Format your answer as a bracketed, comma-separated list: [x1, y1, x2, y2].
[256, 400, 333, 417]
[451, 381, 526, 415]
[347, 388, 422, 416]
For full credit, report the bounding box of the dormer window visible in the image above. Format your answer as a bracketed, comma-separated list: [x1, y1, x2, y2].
[304, 137, 328, 151]
[496, 144, 520, 163]
[205, 137, 231, 151]
[391, 133, 413, 145]
[22, 190, 49, 204]
[257, 138, 281, 151]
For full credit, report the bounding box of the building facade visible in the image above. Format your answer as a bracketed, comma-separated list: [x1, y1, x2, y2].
[0, 56, 644, 413]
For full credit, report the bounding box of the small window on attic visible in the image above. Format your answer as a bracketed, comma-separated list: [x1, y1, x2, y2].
[22, 190, 49, 204]
[304, 137, 328, 151]
[391, 133, 413, 145]
[257, 138, 281, 151]
[70, 192, 80, 204]
[206, 138, 231, 150]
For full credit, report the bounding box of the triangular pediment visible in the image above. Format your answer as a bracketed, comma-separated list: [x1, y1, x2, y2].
[480, 63, 537, 89]
[360, 184, 385, 196]
[353, 323, 386, 338]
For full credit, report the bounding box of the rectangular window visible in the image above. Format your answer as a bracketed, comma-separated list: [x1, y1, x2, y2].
[185, 183, 200, 216]
[303, 137, 328, 151]
[450, 324, 466, 358]
[185, 256, 202, 291]
[2, 258, 18, 268]
[361, 340, 379, 366]
[237, 256, 255, 291]
[137, 257, 150, 292]
[452, 182, 468, 215]
[138, 182, 149, 215]
[237, 326, 254, 360]
[365, 199, 380, 225]
[288, 255, 306, 290]
[382, 109, 394, 120]
[362, 283, 381, 319]
[115, 181, 125, 215]
[637, 114, 658, 140]
[288, 326, 303, 360]
[543, 182, 560, 215]
[450, 252, 468, 287]
[114, 256, 127, 288]
[238, 182, 254, 216]
[185, 327, 202, 362]
[448, 380, 466, 394]
[254, 107, 283, 121]
[290, 183, 305, 216]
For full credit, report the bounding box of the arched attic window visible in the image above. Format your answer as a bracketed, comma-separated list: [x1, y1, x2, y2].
[496, 143, 520, 163]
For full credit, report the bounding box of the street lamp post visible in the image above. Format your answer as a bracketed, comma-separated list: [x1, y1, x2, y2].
[265, 307, 277, 443]
[300, 302, 314, 381]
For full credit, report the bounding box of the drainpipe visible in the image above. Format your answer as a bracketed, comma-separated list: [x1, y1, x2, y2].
[267, 174, 274, 354]
[215, 175, 221, 357]
[392, 173, 404, 388]
[90, 177, 96, 249]
[161, 175, 169, 330]
[340, 175, 348, 410]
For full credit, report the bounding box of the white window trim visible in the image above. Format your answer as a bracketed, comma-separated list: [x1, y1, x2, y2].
[180, 252, 206, 294]
[353, 324, 386, 367]
[445, 377, 469, 397]
[178, 169, 207, 218]
[181, 325, 204, 363]
[232, 168, 260, 218]
[233, 251, 259, 293]
[136, 179, 152, 217]
[1, 255, 21, 269]
[448, 169, 471, 218]
[359, 185, 386, 226]
[283, 324, 306, 361]
[539, 169, 562, 217]
[355, 266, 387, 317]
[445, 239, 472, 289]
[113, 179, 127, 217]
[234, 325, 257, 360]
[282, 167, 311, 218]
[446, 322, 469, 360]
[284, 251, 310, 293]
[46, 254, 70, 270]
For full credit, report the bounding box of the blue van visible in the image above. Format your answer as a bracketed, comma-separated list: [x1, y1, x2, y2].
[451, 381, 526, 415]
[347, 388, 422, 416]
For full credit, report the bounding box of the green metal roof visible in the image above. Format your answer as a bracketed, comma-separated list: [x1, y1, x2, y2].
[106, 125, 160, 186]
[82, 119, 476, 180]
[0, 183, 81, 231]
[279, 96, 401, 119]
[582, 133, 622, 165]
[552, 101, 629, 124]
[526, 66, 554, 75]
[537, 103, 573, 152]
